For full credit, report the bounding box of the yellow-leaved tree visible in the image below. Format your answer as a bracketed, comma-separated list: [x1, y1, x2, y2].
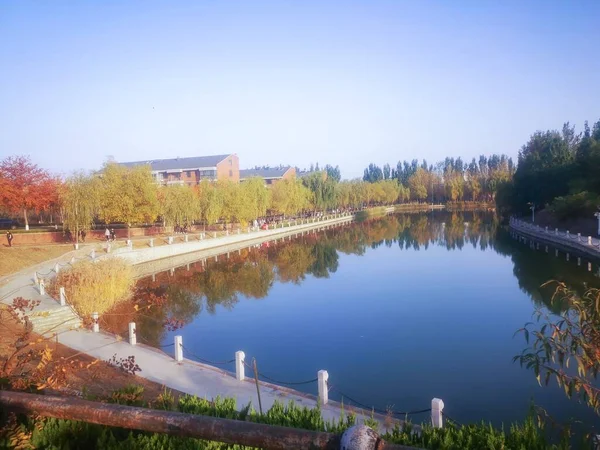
[159, 184, 200, 229]
[98, 163, 159, 238]
[60, 171, 100, 248]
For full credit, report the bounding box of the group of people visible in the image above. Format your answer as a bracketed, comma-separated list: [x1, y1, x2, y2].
[173, 224, 189, 234]
[104, 228, 117, 241]
[64, 229, 87, 243]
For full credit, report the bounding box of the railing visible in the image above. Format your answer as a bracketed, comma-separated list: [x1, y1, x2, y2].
[510, 217, 600, 254]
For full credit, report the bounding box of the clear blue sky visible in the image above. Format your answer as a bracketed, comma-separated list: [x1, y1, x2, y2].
[1, 1, 598, 179]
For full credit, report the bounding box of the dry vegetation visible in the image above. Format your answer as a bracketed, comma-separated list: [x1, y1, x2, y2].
[52, 258, 134, 316]
[0, 244, 73, 278]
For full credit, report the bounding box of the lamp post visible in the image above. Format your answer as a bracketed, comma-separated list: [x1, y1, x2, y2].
[528, 203, 535, 223]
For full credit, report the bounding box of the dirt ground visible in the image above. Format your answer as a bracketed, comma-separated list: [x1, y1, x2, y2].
[0, 311, 182, 403]
[0, 245, 75, 278]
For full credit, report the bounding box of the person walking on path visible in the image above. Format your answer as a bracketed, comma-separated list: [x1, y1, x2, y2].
[105, 228, 110, 242]
[6, 231, 13, 247]
[110, 228, 116, 242]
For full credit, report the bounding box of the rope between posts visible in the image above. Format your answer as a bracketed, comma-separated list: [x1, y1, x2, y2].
[331, 387, 432, 417]
[443, 412, 463, 427]
[182, 345, 235, 366]
[242, 361, 318, 386]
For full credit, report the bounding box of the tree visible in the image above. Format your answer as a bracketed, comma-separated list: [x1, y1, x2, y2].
[302, 172, 336, 211]
[61, 172, 100, 247]
[98, 163, 159, 238]
[324, 164, 341, 183]
[270, 179, 311, 217]
[383, 163, 391, 180]
[159, 185, 200, 229]
[240, 177, 271, 222]
[408, 168, 428, 201]
[198, 180, 223, 229]
[362, 164, 383, 183]
[0, 156, 59, 230]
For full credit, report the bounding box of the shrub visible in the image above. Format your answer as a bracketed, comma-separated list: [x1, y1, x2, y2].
[53, 258, 134, 316]
[548, 191, 599, 221]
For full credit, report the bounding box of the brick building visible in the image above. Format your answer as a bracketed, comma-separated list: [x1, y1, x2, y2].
[239, 167, 296, 185]
[119, 154, 239, 185]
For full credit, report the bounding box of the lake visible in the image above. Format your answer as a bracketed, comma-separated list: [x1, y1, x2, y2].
[117, 211, 600, 428]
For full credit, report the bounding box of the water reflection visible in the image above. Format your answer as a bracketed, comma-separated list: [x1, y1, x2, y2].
[100, 211, 600, 347]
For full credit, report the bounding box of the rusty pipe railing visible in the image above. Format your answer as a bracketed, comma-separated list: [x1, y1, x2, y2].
[0, 391, 422, 450]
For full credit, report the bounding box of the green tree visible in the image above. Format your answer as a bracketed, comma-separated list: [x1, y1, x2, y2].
[241, 177, 271, 222]
[159, 185, 200, 229]
[198, 180, 223, 229]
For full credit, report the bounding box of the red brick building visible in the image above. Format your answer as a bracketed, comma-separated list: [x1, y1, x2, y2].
[119, 154, 239, 185]
[239, 167, 296, 186]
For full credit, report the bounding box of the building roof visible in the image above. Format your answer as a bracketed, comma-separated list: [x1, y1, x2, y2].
[119, 155, 232, 171]
[240, 167, 292, 180]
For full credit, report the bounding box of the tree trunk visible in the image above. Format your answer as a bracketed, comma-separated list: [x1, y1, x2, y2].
[128, 224, 131, 239]
[23, 209, 29, 231]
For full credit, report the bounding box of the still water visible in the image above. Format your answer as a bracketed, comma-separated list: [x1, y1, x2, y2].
[127, 212, 600, 427]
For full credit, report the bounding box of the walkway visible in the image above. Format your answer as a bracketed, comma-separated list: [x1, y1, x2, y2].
[509, 217, 600, 259]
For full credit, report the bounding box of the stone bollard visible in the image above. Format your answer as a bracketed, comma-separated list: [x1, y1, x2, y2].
[589, 262, 593, 272]
[567, 231, 570, 238]
[226, 230, 229, 236]
[70, 256, 76, 264]
[237, 229, 240, 234]
[185, 234, 188, 243]
[92, 312, 99, 333]
[151, 273, 156, 282]
[149, 238, 154, 247]
[39, 279, 45, 296]
[214, 255, 218, 262]
[589, 236, 593, 245]
[545, 226, 548, 233]
[90, 249, 95, 260]
[578, 233, 581, 242]
[126, 239, 132, 248]
[318, 370, 329, 405]
[432, 398, 444, 428]
[213, 232, 217, 239]
[168, 236, 173, 245]
[555, 249, 559, 257]
[567, 253, 570, 262]
[54, 263, 60, 274]
[341, 425, 381, 450]
[174, 336, 183, 362]
[59, 287, 66, 306]
[128, 322, 136, 346]
[187, 263, 190, 271]
[107, 243, 111, 253]
[33, 272, 38, 284]
[170, 268, 174, 276]
[235, 351, 245, 381]
[578, 257, 581, 266]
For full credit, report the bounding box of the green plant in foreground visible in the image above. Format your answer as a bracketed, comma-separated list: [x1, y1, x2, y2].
[0, 385, 581, 450]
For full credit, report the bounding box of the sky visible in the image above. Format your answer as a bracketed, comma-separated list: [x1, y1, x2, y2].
[1, 1, 599, 179]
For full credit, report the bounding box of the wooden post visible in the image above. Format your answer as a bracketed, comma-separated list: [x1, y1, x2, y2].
[253, 359, 263, 415]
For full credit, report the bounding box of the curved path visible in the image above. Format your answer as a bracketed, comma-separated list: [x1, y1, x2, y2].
[509, 217, 600, 259]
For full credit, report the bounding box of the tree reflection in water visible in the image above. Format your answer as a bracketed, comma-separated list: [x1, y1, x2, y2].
[99, 211, 600, 347]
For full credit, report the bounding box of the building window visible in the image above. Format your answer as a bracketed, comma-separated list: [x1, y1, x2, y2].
[229, 169, 233, 177]
[186, 171, 192, 177]
[229, 159, 233, 166]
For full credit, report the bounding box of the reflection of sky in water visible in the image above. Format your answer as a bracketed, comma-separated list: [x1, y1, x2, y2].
[137, 212, 600, 428]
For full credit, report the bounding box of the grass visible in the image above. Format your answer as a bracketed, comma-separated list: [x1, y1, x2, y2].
[0, 244, 73, 278]
[51, 258, 134, 317]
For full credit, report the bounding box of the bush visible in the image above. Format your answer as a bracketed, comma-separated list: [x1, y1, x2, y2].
[52, 258, 134, 316]
[548, 191, 599, 221]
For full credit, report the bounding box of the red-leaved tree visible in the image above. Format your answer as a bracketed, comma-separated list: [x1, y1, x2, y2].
[0, 156, 59, 230]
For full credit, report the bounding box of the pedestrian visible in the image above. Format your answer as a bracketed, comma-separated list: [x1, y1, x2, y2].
[105, 227, 110, 242]
[110, 228, 116, 241]
[79, 229, 87, 242]
[6, 231, 13, 247]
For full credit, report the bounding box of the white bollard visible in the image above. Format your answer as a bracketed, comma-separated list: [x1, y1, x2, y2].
[431, 398, 444, 428]
[168, 236, 173, 245]
[589, 236, 592, 245]
[214, 255, 218, 262]
[185, 234, 188, 242]
[170, 268, 174, 276]
[59, 287, 66, 306]
[90, 249, 95, 260]
[149, 238, 154, 247]
[92, 312, 99, 333]
[589, 262, 592, 272]
[54, 263, 60, 274]
[235, 351, 245, 381]
[128, 322, 136, 346]
[555, 249, 559, 257]
[578, 257, 581, 266]
[545, 226, 548, 233]
[126, 239, 132, 248]
[567, 253, 570, 261]
[70, 256, 76, 264]
[39, 279, 45, 296]
[578, 233, 581, 242]
[33, 272, 38, 284]
[555, 228, 558, 235]
[567, 231, 570, 238]
[187, 263, 190, 271]
[152, 273, 156, 282]
[106, 243, 111, 253]
[318, 370, 329, 405]
[174, 335, 183, 362]
[213, 232, 217, 238]
[226, 230, 229, 236]
[237, 229, 240, 235]
[200, 233, 204, 240]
